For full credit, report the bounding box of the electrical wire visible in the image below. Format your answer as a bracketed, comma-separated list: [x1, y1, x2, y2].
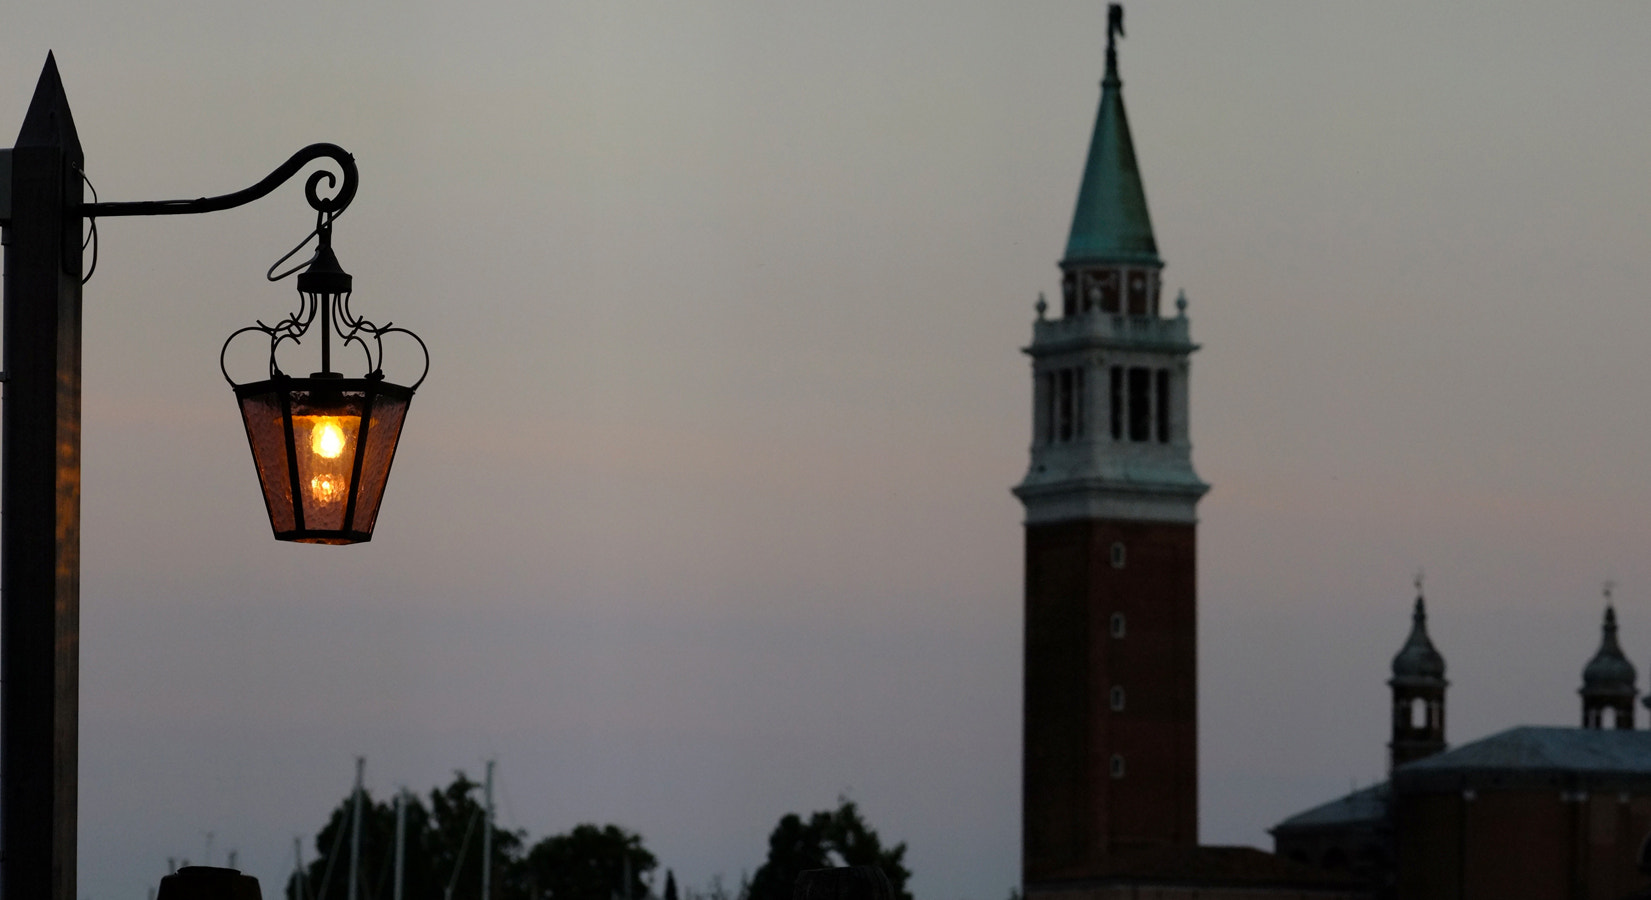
[80, 169, 98, 285]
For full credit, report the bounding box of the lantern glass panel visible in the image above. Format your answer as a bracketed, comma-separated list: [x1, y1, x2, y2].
[289, 388, 368, 533]
[351, 392, 410, 534]
[234, 378, 416, 544]
[237, 390, 295, 533]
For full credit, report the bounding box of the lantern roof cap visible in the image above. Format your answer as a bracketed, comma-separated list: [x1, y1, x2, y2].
[296, 233, 352, 295]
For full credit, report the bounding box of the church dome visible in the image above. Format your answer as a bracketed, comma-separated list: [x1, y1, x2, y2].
[1582, 606, 1637, 698]
[1391, 596, 1446, 685]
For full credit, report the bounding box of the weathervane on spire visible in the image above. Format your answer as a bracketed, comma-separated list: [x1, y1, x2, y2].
[1605, 580, 1617, 607]
[1104, 4, 1125, 80]
[1414, 568, 1425, 597]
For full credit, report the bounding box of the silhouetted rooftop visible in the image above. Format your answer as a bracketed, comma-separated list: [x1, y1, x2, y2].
[1272, 782, 1390, 834]
[1395, 726, 1651, 793]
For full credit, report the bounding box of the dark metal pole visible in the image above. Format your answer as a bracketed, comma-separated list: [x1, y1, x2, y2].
[1, 53, 84, 900]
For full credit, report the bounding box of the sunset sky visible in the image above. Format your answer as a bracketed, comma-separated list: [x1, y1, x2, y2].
[6, 3, 1651, 898]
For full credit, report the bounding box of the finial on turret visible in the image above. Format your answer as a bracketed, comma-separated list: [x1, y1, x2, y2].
[1174, 289, 1187, 318]
[1035, 292, 1048, 321]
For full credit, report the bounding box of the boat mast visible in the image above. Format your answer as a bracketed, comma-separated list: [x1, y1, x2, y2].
[349, 756, 365, 900]
[394, 788, 408, 900]
[482, 760, 495, 900]
[293, 836, 308, 900]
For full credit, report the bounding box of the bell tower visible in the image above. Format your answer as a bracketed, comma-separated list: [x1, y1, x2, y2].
[1014, 5, 1208, 883]
[1388, 580, 1447, 769]
[1581, 588, 1637, 730]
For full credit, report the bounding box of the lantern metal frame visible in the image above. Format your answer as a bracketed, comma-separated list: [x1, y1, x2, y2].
[219, 213, 427, 546]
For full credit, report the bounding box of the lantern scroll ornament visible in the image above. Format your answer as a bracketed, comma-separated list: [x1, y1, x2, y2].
[217, 159, 427, 544]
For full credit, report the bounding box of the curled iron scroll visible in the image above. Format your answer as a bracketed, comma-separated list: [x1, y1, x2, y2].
[218, 282, 430, 391]
[82, 143, 357, 220]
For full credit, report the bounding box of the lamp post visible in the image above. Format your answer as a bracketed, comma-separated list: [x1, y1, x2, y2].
[0, 55, 426, 898]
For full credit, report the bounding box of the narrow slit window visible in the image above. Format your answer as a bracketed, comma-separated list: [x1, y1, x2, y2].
[1155, 369, 1170, 443]
[1109, 367, 1123, 440]
[1072, 369, 1085, 438]
[1128, 367, 1150, 442]
[1109, 686, 1126, 712]
[1110, 542, 1126, 568]
[1058, 369, 1074, 442]
[1061, 273, 1077, 318]
[1110, 754, 1125, 779]
[1110, 613, 1126, 638]
[1097, 270, 1120, 314]
[1126, 271, 1148, 316]
[1042, 372, 1055, 445]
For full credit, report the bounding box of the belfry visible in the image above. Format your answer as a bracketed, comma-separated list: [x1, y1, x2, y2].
[1014, 3, 1208, 882]
[1581, 595, 1638, 730]
[1388, 584, 1447, 769]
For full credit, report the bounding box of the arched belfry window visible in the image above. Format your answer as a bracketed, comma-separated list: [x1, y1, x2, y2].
[1110, 366, 1173, 443]
[1042, 367, 1086, 444]
[1155, 369, 1170, 443]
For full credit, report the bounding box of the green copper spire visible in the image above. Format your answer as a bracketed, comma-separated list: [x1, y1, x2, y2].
[1064, 6, 1160, 268]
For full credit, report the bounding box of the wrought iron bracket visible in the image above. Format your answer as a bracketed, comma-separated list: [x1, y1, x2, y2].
[80, 142, 356, 220]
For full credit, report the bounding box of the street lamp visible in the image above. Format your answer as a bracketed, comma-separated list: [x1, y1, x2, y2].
[225, 205, 427, 545]
[0, 55, 427, 898]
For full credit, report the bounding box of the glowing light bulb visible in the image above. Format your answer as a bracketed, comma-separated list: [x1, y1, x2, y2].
[312, 419, 347, 459]
[310, 474, 344, 504]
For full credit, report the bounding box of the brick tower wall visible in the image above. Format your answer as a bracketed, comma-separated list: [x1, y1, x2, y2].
[1023, 517, 1198, 882]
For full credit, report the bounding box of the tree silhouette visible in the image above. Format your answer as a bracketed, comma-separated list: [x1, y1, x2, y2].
[746, 800, 910, 900]
[287, 771, 524, 900]
[522, 823, 656, 900]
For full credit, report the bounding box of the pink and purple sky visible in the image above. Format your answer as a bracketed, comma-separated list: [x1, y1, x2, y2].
[6, 3, 1651, 898]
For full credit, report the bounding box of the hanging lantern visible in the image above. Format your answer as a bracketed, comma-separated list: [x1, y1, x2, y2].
[223, 215, 427, 544]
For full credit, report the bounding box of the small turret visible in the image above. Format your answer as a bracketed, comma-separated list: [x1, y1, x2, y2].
[1583, 589, 1637, 729]
[1389, 578, 1447, 769]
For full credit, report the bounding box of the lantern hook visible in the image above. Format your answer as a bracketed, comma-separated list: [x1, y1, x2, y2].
[266, 210, 337, 283]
